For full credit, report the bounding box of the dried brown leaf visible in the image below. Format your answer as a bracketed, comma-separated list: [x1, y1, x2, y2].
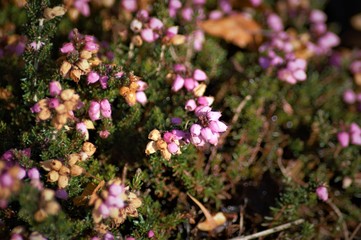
[199, 14, 262, 48]
[188, 194, 226, 232]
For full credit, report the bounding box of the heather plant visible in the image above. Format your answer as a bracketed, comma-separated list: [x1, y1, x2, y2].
[1, 0, 361, 239]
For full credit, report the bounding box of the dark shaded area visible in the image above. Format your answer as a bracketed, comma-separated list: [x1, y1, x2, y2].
[325, 0, 361, 47]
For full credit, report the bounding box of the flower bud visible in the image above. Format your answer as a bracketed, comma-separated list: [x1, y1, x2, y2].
[100, 99, 112, 118]
[82, 142, 96, 156]
[130, 19, 142, 32]
[45, 201, 60, 215]
[76, 59, 90, 72]
[43, 5, 66, 20]
[80, 50, 92, 59]
[131, 35, 143, 47]
[125, 91, 137, 106]
[193, 83, 206, 97]
[70, 165, 83, 176]
[60, 42, 75, 54]
[42, 189, 55, 201]
[172, 75, 184, 92]
[49, 81, 62, 96]
[38, 109, 51, 120]
[47, 171, 59, 182]
[185, 99, 197, 111]
[193, 69, 207, 81]
[60, 61, 72, 77]
[59, 166, 70, 175]
[55, 104, 66, 114]
[67, 153, 80, 166]
[338, 131, 350, 148]
[156, 139, 167, 150]
[28, 168, 40, 180]
[34, 209, 48, 222]
[50, 160, 63, 171]
[119, 86, 130, 96]
[87, 71, 100, 84]
[170, 35, 186, 45]
[145, 141, 157, 155]
[89, 101, 101, 121]
[136, 91, 147, 105]
[60, 89, 75, 101]
[316, 185, 328, 201]
[58, 175, 69, 188]
[56, 114, 67, 125]
[70, 69, 83, 82]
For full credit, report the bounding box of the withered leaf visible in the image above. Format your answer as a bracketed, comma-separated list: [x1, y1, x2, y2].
[188, 194, 226, 232]
[73, 180, 105, 206]
[199, 14, 262, 48]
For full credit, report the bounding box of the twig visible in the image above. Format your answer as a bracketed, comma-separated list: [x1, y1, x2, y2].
[229, 219, 305, 240]
[326, 200, 350, 240]
[128, 42, 134, 60]
[156, 44, 166, 72]
[239, 200, 247, 235]
[350, 222, 361, 240]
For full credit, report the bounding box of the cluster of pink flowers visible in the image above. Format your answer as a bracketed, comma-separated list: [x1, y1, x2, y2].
[129, 10, 182, 44]
[308, 9, 340, 55]
[337, 123, 361, 148]
[259, 29, 307, 84]
[0, 149, 28, 208]
[186, 97, 227, 147]
[91, 179, 142, 225]
[172, 65, 207, 93]
[92, 183, 125, 221]
[88, 99, 112, 121]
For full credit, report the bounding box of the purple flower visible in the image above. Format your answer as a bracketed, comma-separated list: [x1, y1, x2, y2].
[141, 28, 157, 43]
[100, 99, 112, 118]
[136, 91, 148, 105]
[181, 7, 193, 21]
[76, 122, 89, 139]
[184, 99, 197, 112]
[343, 89, 356, 104]
[30, 41, 45, 51]
[56, 189, 69, 200]
[49, 81, 62, 96]
[60, 43, 75, 54]
[338, 131, 350, 148]
[99, 130, 110, 139]
[171, 117, 182, 125]
[28, 168, 40, 180]
[309, 9, 327, 23]
[172, 75, 185, 92]
[100, 76, 109, 89]
[267, 13, 283, 32]
[184, 78, 197, 91]
[122, 0, 137, 12]
[74, 0, 90, 17]
[209, 120, 227, 133]
[249, 0, 262, 7]
[84, 41, 99, 52]
[193, 69, 207, 81]
[148, 230, 155, 238]
[197, 96, 214, 106]
[167, 142, 179, 154]
[149, 18, 164, 30]
[87, 71, 100, 84]
[316, 185, 328, 201]
[48, 98, 60, 109]
[89, 101, 101, 121]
